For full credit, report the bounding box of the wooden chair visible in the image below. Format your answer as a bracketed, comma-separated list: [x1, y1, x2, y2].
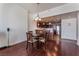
[39, 31, 48, 49]
[28, 31, 33, 34]
[35, 29, 44, 37]
[45, 30, 50, 40]
[44, 31, 49, 49]
[26, 32, 37, 49]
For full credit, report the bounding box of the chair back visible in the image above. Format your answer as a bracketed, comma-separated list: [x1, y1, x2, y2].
[28, 31, 33, 34]
[36, 30, 43, 34]
[26, 32, 33, 41]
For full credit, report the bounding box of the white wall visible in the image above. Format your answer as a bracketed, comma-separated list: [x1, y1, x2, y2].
[61, 13, 77, 40]
[0, 4, 8, 47]
[28, 13, 37, 33]
[0, 4, 28, 47]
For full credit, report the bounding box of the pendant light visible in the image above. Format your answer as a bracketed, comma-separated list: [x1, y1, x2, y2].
[34, 3, 41, 21]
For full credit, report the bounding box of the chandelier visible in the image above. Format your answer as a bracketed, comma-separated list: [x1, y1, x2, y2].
[34, 3, 41, 21]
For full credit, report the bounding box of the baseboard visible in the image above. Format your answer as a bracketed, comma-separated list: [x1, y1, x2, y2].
[0, 46, 8, 49]
[0, 39, 26, 48]
[9, 39, 26, 46]
[61, 38, 77, 42]
[61, 38, 77, 41]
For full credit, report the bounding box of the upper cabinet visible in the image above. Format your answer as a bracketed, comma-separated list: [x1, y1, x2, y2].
[37, 16, 61, 28]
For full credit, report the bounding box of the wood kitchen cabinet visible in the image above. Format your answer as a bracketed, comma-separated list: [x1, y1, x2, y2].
[37, 21, 52, 28]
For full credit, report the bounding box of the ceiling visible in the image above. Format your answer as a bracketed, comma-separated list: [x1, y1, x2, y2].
[18, 3, 66, 14]
[5, 3, 66, 14]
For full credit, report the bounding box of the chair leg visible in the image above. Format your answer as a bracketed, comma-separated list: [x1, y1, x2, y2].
[26, 42, 28, 49]
[32, 43, 34, 49]
[45, 44, 46, 50]
[44, 42, 47, 50]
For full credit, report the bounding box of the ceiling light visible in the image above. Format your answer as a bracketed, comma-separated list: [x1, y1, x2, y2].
[34, 3, 41, 21]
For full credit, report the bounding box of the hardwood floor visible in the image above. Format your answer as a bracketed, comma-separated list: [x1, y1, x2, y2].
[0, 36, 79, 56]
[61, 39, 78, 56]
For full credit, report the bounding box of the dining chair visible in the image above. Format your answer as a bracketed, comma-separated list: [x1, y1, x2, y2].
[38, 31, 48, 49]
[28, 31, 33, 34]
[26, 32, 37, 49]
